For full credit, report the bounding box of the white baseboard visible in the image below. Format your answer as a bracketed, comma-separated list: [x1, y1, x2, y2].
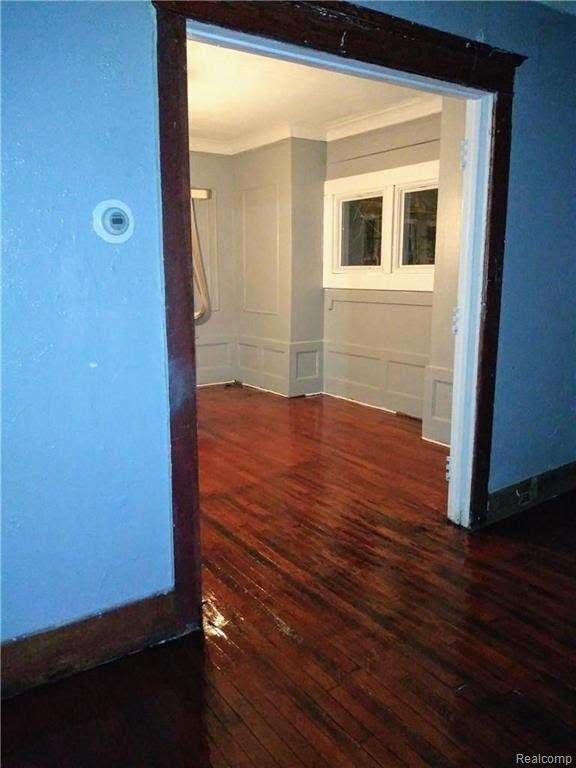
[422, 435, 450, 448]
[320, 390, 397, 415]
[240, 382, 290, 398]
[197, 381, 236, 388]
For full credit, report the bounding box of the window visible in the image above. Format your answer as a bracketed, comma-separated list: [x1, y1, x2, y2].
[323, 161, 439, 291]
[400, 188, 438, 266]
[341, 197, 383, 266]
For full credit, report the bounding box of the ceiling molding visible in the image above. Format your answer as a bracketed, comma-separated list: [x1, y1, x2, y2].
[188, 137, 236, 155]
[190, 124, 325, 155]
[325, 95, 442, 141]
[189, 95, 442, 155]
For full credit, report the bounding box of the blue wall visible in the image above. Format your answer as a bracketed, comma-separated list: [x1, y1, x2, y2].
[2, 0, 575, 641]
[1, 1, 174, 640]
[356, 1, 576, 491]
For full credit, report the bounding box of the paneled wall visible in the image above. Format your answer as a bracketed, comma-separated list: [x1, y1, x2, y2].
[235, 140, 294, 393]
[191, 139, 325, 396]
[190, 153, 238, 385]
[326, 114, 441, 179]
[191, 113, 457, 428]
[289, 139, 326, 395]
[324, 291, 432, 415]
[422, 99, 466, 444]
[324, 115, 441, 419]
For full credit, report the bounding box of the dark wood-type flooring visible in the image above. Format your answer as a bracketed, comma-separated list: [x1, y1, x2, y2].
[3, 385, 575, 767]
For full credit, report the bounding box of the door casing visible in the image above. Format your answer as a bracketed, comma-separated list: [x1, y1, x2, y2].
[153, 0, 526, 627]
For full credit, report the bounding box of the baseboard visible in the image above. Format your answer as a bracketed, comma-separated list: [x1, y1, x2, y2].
[482, 460, 576, 529]
[1, 591, 199, 699]
[323, 342, 427, 418]
[321, 389, 396, 414]
[197, 380, 235, 388]
[240, 381, 289, 398]
[195, 336, 236, 387]
[422, 435, 450, 448]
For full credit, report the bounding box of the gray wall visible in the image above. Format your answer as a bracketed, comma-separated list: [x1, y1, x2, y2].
[356, 0, 576, 498]
[422, 98, 466, 444]
[289, 139, 326, 394]
[191, 139, 326, 396]
[326, 113, 441, 179]
[190, 152, 238, 385]
[324, 114, 441, 418]
[233, 140, 294, 393]
[324, 291, 432, 413]
[193, 114, 457, 419]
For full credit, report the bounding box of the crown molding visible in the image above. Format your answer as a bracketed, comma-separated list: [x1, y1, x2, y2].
[188, 96, 442, 155]
[189, 124, 325, 155]
[188, 137, 235, 154]
[324, 95, 442, 141]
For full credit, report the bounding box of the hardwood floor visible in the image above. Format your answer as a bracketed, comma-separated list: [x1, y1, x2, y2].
[3, 385, 575, 767]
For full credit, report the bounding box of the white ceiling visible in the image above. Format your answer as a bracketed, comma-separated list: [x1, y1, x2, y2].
[186, 41, 441, 155]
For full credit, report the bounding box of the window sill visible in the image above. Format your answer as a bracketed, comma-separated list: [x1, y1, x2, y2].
[323, 271, 434, 292]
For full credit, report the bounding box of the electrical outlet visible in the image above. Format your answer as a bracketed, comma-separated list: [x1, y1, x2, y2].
[515, 477, 539, 507]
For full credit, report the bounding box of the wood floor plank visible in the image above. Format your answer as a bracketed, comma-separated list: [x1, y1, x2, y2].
[3, 386, 575, 767]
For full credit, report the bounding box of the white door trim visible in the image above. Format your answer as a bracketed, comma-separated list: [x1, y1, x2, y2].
[447, 95, 494, 527]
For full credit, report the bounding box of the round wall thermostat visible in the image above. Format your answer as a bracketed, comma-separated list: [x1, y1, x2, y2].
[92, 200, 134, 243]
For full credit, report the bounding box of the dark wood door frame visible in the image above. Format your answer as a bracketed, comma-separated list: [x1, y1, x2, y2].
[155, 0, 525, 546]
[1, 0, 526, 701]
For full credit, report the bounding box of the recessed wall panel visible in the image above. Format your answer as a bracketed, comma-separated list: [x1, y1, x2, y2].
[238, 342, 260, 371]
[433, 379, 453, 421]
[262, 346, 288, 378]
[296, 350, 319, 380]
[242, 184, 279, 315]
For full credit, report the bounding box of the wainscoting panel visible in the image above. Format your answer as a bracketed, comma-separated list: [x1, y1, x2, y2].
[383, 351, 428, 417]
[290, 341, 323, 396]
[196, 336, 236, 385]
[422, 365, 453, 445]
[238, 336, 290, 395]
[324, 343, 385, 409]
[262, 344, 288, 379]
[324, 342, 428, 416]
[238, 340, 260, 372]
[236, 337, 323, 396]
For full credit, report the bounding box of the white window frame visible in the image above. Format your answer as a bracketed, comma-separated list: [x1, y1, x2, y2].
[392, 182, 438, 276]
[323, 161, 439, 291]
[331, 188, 393, 276]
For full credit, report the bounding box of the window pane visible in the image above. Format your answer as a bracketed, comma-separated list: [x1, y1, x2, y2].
[341, 197, 382, 266]
[401, 188, 438, 266]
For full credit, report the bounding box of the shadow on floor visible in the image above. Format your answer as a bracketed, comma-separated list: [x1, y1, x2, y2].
[2, 633, 210, 768]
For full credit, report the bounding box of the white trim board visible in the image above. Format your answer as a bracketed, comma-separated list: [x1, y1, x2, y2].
[239, 382, 290, 398]
[316, 390, 397, 415]
[197, 381, 236, 388]
[323, 161, 439, 291]
[230, 383, 399, 413]
[187, 19, 495, 530]
[422, 435, 450, 449]
[189, 95, 441, 154]
[326, 95, 441, 141]
[446, 95, 494, 527]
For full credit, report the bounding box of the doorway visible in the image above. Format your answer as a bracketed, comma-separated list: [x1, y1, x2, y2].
[153, 1, 524, 628]
[186, 34, 466, 508]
